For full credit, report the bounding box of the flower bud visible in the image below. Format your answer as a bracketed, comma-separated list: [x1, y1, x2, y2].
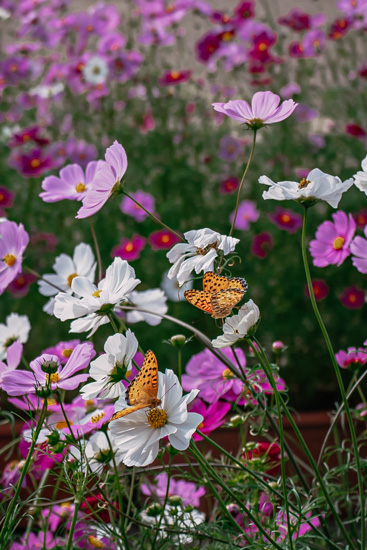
[41, 360, 58, 374]
[17, 460, 26, 471]
[170, 334, 187, 348]
[145, 503, 162, 517]
[272, 340, 286, 353]
[168, 495, 182, 507]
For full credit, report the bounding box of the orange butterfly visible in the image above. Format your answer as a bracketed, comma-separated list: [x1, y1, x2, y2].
[184, 271, 248, 319]
[110, 350, 161, 421]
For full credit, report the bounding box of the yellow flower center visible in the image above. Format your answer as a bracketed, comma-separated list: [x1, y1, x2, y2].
[333, 236, 345, 250]
[221, 31, 233, 41]
[92, 289, 102, 298]
[46, 372, 60, 383]
[75, 182, 86, 193]
[161, 235, 170, 243]
[88, 536, 104, 548]
[30, 158, 41, 168]
[280, 213, 291, 223]
[61, 348, 73, 358]
[298, 178, 310, 189]
[91, 412, 105, 423]
[147, 408, 168, 428]
[61, 501, 71, 509]
[55, 419, 73, 430]
[170, 71, 181, 80]
[258, 42, 267, 51]
[197, 421, 204, 429]
[3, 254, 16, 266]
[67, 273, 78, 287]
[10, 64, 18, 72]
[125, 369, 132, 378]
[125, 242, 134, 252]
[222, 368, 234, 379]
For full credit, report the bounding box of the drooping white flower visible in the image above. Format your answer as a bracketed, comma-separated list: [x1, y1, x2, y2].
[354, 155, 367, 196]
[81, 331, 138, 400]
[0, 313, 31, 360]
[110, 369, 203, 467]
[161, 270, 193, 302]
[212, 300, 260, 348]
[259, 168, 354, 208]
[54, 257, 141, 336]
[83, 55, 109, 85]
[167, 228, 239, 286]
[125, 289, 168, 326]
[38, 243, 96, 315]
[69, 432, 121, 474]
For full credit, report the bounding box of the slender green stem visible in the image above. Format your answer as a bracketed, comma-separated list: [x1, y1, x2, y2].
[25, 469, 50, 543]
[108, 312, 120, 334]
[251, 336, 357, 550]
[0, 400, 48, 549]
[66, 496, 82, 550]
[125, 466, 136, 532]
[122, 190, 184, 241]
[152, 455, 173, 547]
[229, 130, 257, 236]
[89, 217, 103, 281]
[24, 265, 64, 293]
[302, 208, 364, 548]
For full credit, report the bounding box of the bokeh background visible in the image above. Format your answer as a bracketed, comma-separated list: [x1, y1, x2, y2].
[1, 0, 366, 410]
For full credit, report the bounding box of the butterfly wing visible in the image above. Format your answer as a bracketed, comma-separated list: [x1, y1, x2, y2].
[184, 289, 214, 314]
[211, 288, 246, 318]
[110, 350, 160, 422]
[203, 272, 248, 293]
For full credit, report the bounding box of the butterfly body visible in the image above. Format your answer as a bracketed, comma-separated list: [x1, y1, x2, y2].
[111, 350, 161, 421]
[184, 271, 247, 319]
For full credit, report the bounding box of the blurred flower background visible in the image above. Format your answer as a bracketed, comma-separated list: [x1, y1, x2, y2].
[1, 0, 366, 410]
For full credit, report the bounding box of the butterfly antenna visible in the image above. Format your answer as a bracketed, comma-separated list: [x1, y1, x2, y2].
[161, 382, 177, 399]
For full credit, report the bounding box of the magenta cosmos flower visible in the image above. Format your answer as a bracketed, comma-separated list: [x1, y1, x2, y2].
[340, 286, 365, 310]
[149, 229, 180, 250]
[141, 473, 205, 507]
[219, 176, 239, 194]
[304, 279, 329, 301]
[40, 161, 103, 203]
[268, 206, 302, 233]
[230, 200, 259, 230]
[77, 140, 127, 219]
[335, 347, 367, 370]
[111, 235, 146, 261]
[0, 221, 29, 295]
[309, 211, 356, 267]
[158, 70, 191, 86]
[212, 91, 298, 130]
[189, 398, 231, 441]
[1, 343, 95, 396]
[120, 190, 155, 222]
[350, 225, 367, 274]
[251, 232, 273, 258]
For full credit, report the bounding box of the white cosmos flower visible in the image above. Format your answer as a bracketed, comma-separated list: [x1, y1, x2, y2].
[69, 432, 120, 473]
[83, 55, 109, 85]
[81, 331, 138, 400]
[167, 228, 240, 286]
[212, 300, 260, 348]
[354, 155, 367, 195]
[141, 504, 205, 545]
[109, 369, 203, 467]
[38, 243, 96, 315]
[54, 257, 141, 336]
[259, 168, 354, 208]
[161, 270, 193, 301]
[125, 288, 168, 326]
[29, 82, 64, 99]
[0, 313, 31, 360]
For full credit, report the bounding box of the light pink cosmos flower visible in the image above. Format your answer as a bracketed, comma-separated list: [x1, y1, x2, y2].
[212, 91, 298, 130]
[230, 200, 259, 230]
[0, 220, 29, 295]
[309, 211, 356, 267]
[77, 140, 128, 219]
[42, 339, 81, 364]
[141, 473, 205, 507]
[335, 347, 367, 370]
[40, 161, 103, 203]
[120, 190, 155, 222]
[1, 343, 95, 396]
[350, 225, 367, 274]
[0, 341, 22, 388]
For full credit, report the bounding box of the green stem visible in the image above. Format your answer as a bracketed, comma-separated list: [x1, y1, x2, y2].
[24, 265, 64, 293]
[89, 217, 103, 281]
[125, 466, 136, 532]
[66, 497, 82, 550]
[251, 336, 357, 550]
[301, 208, 364, 548]
[152, 455, 173, 547]
[177, 349, 182, 385]
[25, 468, 50, 543]
[108, 312, 120, 334]
[0, 399, 48, 550]
[122, 190, 184, 241]
[229, 130, 257, 236]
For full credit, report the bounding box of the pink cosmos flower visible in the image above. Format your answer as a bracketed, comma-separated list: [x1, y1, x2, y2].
[309, 211, 356, 267]
[354, 210, 367, 229]
[278, 8, 326, 31]
[268, 207, 302, 233]
[149, 229, 180, 250]
[0, 220, 29, 295]
[340, 286, 365, 309]
[77, 141, 128, 219]
[0, 341, 22, 388]
[42, 339, 81, 365]
[251, 232, 273, 258]
[219, 176, 239, 194]
[40, 161, 103, 203]
[276, 511, 321, 541]
[230, 200, 259, 230]
[1, 343, 95, 396]
[66, 139, 98, 166]
[9, 147, 54, 178]
[212, 91, 298, 130]
[111, 235, 146, 261]
[218, 135, 243, 162]
[304, 279, 329, 301]
[0, 186, 14, 210]
[294, 103, 319, 122]
[9, 125, 49, 148]
[141, 473, 205, 507]
[6, 271, 36, 297]
[10, 531, 62, 550]
[158, 70, 191, 86]
[189, 398, 231, 441]
[350, 225, 367, 273]
[335, 347, 367, 370]
[120, 190, 155, 222]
